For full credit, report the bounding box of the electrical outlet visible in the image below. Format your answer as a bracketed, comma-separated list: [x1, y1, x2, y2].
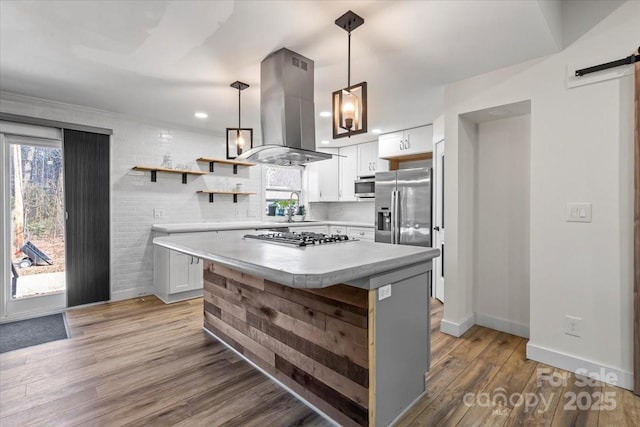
[153, 208, 164, 219]
[564, 315, 582, 337]
[378, 284, 392, 301]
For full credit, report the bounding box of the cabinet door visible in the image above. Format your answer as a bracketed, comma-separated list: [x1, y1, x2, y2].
[402, 125, 434, 156]
[329, 225, 346, 235]
[375, 147, 390, 173]
[190, 257, 204, 290]
[378, 132, 404, 159]
[169, 251, 192, 294]
[339, 145, 358, 201]
[357, 142, 375, 177]
[347, 226, 375, 241]
[304, 162, 320, 202]
[294, 225, 329, 234]
[317, 148, 339, 201]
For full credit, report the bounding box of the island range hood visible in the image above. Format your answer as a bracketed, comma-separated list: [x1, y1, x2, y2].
[235, 48, 331, 166]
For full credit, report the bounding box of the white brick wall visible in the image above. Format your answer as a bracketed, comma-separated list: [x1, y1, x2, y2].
[1, 92, 264, 300]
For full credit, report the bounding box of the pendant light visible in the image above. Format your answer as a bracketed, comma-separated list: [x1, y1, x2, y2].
[332, 10, 367, 139]
[226, 81, 253, 159]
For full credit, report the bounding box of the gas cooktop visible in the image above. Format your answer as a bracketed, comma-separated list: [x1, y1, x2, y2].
[243, 232, 357, 247]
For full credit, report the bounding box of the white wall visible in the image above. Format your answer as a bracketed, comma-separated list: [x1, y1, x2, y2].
[309, 201, 375, 224]
[474, 115, 530, 338]
[442, 1, 637, 389]
[0, 92, 263, 302]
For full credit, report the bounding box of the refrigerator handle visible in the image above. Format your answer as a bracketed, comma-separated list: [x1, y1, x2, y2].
[392, 189, 401, 244]
[391, 190, 397, 244]
[395, 189, 401, 244]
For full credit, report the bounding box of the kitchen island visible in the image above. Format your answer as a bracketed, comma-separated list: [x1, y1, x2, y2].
[154, 233, 440, 427]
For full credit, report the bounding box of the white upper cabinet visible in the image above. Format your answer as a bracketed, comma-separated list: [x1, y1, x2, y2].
[305, 147, 339, 202]
[358, 141, 389, 177]
[339, 145, 358, 201]
[378, 125, 433, 159]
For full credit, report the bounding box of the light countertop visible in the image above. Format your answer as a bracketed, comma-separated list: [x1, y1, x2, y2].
[154, 233, 439, 289]
[151, 220, 374, 234]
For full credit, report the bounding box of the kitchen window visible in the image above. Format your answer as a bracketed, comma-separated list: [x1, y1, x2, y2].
[263, 165, 304, 217]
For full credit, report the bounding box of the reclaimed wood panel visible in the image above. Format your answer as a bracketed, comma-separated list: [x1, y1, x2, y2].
[203, 261, 370, 427]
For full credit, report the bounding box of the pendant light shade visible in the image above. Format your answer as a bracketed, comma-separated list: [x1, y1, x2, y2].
[226, 81, 253, 159]
[333, 10, 367, 139]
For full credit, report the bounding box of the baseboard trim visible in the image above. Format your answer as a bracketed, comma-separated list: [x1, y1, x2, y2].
[440, 314, 475, 337]
[202, 327, 339, 426]
[155, 289, 203, 305]
[475, 313, 529, 338]
[110, 287, 153, 302]
[526, 342, 633, 391]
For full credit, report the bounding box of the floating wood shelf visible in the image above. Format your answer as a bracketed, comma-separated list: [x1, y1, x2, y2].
[132, 166, 207, 184]
[197, 190, 256, 203]
[196, 157, 256, 174]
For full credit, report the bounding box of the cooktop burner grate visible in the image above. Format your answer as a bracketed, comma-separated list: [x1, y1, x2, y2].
[243, 232, 357, 247]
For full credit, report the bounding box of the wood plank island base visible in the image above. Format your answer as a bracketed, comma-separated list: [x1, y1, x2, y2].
[201, 261, 430, 427]
[153, 233, 440, 426]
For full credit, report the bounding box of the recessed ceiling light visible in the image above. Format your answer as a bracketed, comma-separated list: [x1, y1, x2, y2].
[194, 112, 208, 119]
[320, 140, 330, 145]
[372, 128, 382, 134]
[319, 111, 332, 118]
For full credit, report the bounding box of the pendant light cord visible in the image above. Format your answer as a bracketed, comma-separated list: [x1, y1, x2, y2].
[238, 88, 241, 128]
[347, 31, 351, 89]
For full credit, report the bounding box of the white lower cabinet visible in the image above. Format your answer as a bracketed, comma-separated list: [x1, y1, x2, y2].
[347, 226, 375, 241]
[168, 251, 203, 294]
[329, 225, 346, 235]
[154, 243, 204, 304]
[331, 224, 374, 241]
[293, 225, 329, 234]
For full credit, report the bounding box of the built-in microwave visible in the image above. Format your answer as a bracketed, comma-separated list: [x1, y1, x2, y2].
[354, 176, 375, 198]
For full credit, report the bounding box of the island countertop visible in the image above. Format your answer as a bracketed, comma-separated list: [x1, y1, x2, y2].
[153, 233, 440, 289]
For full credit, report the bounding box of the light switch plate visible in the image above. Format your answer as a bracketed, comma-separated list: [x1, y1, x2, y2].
[153, 208, 165, 219]
[378, 284, 392, 301]
[566, 203, 592, 223]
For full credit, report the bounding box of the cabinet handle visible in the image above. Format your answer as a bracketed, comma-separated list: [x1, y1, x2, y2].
[404, 140, 410, 150]
[399, 141, 404, 151]
[359, 232, 365, 236]
[372, 162, 376, 171]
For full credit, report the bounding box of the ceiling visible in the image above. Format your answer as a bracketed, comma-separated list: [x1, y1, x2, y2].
[0, 0, 624, 147]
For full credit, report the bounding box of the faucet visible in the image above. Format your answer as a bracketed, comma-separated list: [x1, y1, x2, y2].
[287, 191, 300, 223]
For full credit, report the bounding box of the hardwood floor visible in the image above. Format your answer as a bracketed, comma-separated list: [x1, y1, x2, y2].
[0, 296, 638, 426]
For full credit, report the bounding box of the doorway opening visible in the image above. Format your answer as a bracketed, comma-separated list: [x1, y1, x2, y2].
[2, 128, 66, 319]
[460, 100, 532, 338]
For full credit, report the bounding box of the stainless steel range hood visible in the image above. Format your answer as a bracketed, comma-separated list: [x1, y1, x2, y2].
[236, 48, 331, 166]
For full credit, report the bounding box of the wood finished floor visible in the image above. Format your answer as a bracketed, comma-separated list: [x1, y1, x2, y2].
[0, 296, 637, 426]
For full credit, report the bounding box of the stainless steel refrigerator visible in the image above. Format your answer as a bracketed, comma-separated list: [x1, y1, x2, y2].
[375, 167, 432, 247]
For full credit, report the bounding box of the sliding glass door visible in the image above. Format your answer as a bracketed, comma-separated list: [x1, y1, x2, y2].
[1, 132, 66, 318]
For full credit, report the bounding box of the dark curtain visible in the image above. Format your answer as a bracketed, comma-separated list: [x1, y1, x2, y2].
[63, 129, 110, 307]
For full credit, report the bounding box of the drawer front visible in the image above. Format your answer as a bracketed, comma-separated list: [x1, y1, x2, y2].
[347, 226, 375, 241]
[294, 225, 329, 234]
[329, 225, 347, 235]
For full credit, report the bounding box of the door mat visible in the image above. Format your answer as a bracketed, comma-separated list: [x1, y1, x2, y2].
[0, 313, 69, 353]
